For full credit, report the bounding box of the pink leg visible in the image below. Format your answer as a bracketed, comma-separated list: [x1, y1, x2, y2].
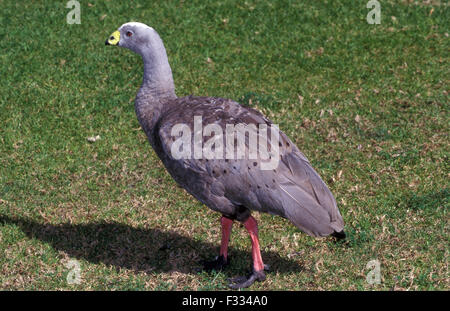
[201, 216, 233, 271]
[219, 216, 234, 260]
[243, 216, 264, 272]
[228, 215, 267, 288]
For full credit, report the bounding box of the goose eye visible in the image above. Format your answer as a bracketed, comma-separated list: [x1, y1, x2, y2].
[126, 31, 133, 37]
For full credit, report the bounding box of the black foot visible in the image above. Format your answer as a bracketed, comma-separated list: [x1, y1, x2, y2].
[228, 269, 266, 289]
[200, 255, 230, 272]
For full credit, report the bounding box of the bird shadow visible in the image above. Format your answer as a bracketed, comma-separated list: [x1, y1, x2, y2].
[0, 215, 304, 277]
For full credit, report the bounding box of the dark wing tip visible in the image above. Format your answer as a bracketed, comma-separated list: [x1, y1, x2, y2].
[331, 230, 346, 240]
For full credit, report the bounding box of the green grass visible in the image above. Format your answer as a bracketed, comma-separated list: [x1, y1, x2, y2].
[0, 0, 448, 290]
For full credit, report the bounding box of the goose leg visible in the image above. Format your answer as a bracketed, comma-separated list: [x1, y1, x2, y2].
[202, 216, 233, 271]
[229, 216, 267, 289]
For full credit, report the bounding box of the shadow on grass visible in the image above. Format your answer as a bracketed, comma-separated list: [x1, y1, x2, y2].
[0, 215, 304, 277]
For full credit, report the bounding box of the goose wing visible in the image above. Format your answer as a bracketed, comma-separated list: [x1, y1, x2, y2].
[155, 96, 343, 236]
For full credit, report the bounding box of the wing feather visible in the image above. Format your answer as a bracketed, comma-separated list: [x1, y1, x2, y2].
[153, 96, 344, 236]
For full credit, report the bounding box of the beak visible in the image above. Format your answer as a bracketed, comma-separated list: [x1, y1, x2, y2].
[105, 30, 120, 46]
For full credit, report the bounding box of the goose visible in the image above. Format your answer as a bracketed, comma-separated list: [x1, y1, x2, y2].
[105, 22, 345, 289]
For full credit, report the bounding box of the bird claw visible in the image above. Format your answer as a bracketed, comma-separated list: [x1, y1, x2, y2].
[228, 275, 248, 284]
[228, 269, 266, 289]
[200, 255, 230, 272]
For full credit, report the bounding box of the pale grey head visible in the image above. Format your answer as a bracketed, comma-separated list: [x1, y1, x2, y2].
[106, 22, 176, 99]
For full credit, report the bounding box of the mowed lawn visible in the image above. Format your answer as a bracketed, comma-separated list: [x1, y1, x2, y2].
[0, 0, 448, 290]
